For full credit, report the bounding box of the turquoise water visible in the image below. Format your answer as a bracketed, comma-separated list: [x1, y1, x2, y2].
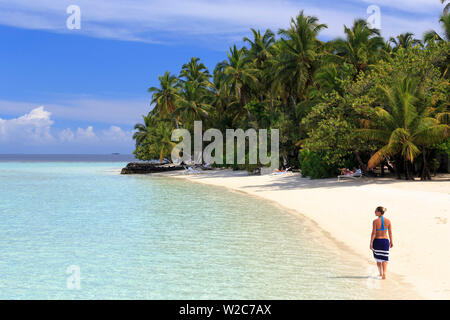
[0, 161, 410, 299]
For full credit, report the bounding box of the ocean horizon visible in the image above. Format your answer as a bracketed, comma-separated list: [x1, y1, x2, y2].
[0, 154, 138, 162]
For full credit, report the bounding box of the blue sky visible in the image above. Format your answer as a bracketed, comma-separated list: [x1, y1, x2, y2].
[0, 0, 444, 153]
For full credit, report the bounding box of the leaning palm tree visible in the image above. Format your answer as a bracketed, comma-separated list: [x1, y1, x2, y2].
[149, 122, 177, 163]
[359, 77, 449, 180]
[332, 19, 384, 75]
[148, 71, 182, 127]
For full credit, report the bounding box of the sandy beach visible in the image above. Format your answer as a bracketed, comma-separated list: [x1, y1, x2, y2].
[160, 170, 450, 299]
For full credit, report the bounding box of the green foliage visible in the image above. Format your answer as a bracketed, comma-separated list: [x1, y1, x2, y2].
[331, 19, 384, 75]
[434, 139, 450, 156]
[299, 149, 338, 179]
[133, 119, 175, 162]
[301, 92, 374, 169]
[133, 10, 449, 181]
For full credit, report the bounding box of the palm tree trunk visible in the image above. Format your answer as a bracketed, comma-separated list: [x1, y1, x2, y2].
[404, 159, 409, 180]
[354, 151, 367, 175]
[421, 148, 432, 181]
[239, 87, 246, 109]
[168, 99, 175, 113]
[394, 164, 400, 179]
[404, 159, 414, 180]
[394, 155, 402, 179]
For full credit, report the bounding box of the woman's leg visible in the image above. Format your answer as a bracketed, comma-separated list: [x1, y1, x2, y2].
[376, 262, 382, 277]
[381, 262, 388, 279]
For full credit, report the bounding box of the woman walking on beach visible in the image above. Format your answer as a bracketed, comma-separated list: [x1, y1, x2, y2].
[370, 206, 393, 279]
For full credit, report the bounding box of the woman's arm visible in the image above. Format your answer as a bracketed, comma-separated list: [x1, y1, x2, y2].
[370, 220, 376, 250]
[388, 221, 393, 248]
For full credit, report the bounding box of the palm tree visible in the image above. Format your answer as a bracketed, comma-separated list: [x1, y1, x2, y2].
[312, 64, 343, 95]
[359, 77, 449, 180]
[243, 28, 276, 69]
[208, 66, 235, 130]
[150, 122, 176, 163]
[242, 28, 278, 105]
[424, 13, 450, 43]
[389, 33, 421, 50]
[179, 57, 212, 89]
[216, 45, 260, 110]
[133, 113, 154, 147]
[267, 12, 327, 165]
[174, 82, 212, 125]
[332, 19, 384, 75]
[133, 114, 176, 163]
[272, 11, 327, 103]
[148, 71, 182, 127]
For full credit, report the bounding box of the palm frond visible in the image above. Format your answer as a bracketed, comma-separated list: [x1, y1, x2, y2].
[368, 145, 391, 169]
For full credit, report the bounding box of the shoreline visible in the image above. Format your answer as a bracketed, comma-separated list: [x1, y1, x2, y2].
[153, 169, 450, 299]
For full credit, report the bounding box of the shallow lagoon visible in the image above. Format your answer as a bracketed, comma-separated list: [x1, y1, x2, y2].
[0, 161, 409, 299]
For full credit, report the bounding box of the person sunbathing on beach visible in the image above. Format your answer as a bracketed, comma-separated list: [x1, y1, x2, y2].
[339, 167, 362, 176]
[339, 168, 354, 175]
[370, 206, 393, 280]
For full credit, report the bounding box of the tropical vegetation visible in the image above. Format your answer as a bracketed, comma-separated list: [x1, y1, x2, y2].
[133, 5, 449, 180]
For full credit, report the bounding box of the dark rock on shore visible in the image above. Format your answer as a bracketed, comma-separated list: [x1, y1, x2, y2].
[121, 162, 184, 174]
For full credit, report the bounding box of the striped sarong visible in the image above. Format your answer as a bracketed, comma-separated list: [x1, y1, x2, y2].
[372, 238, 389, 262]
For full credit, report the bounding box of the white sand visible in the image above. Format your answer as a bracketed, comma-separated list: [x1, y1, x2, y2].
[163, 170, 450, 299]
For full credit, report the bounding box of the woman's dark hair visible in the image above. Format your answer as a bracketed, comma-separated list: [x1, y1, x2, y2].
[376, 206, 387, 215]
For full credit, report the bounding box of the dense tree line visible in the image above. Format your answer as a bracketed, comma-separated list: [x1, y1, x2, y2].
[134, 6, 449, 180]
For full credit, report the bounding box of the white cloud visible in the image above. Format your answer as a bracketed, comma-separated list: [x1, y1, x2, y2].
[0, 97, 150, 126]
[0, 0, 442, 44]
[0, 106, 54, 144]
[0, 106, 134, 153]
[57, 125, 132, 144]
[101, 125, 133, 142]
[361, 0, 442, 13]
[75, 126, 97, 141]
[59, 128, 75, 142]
